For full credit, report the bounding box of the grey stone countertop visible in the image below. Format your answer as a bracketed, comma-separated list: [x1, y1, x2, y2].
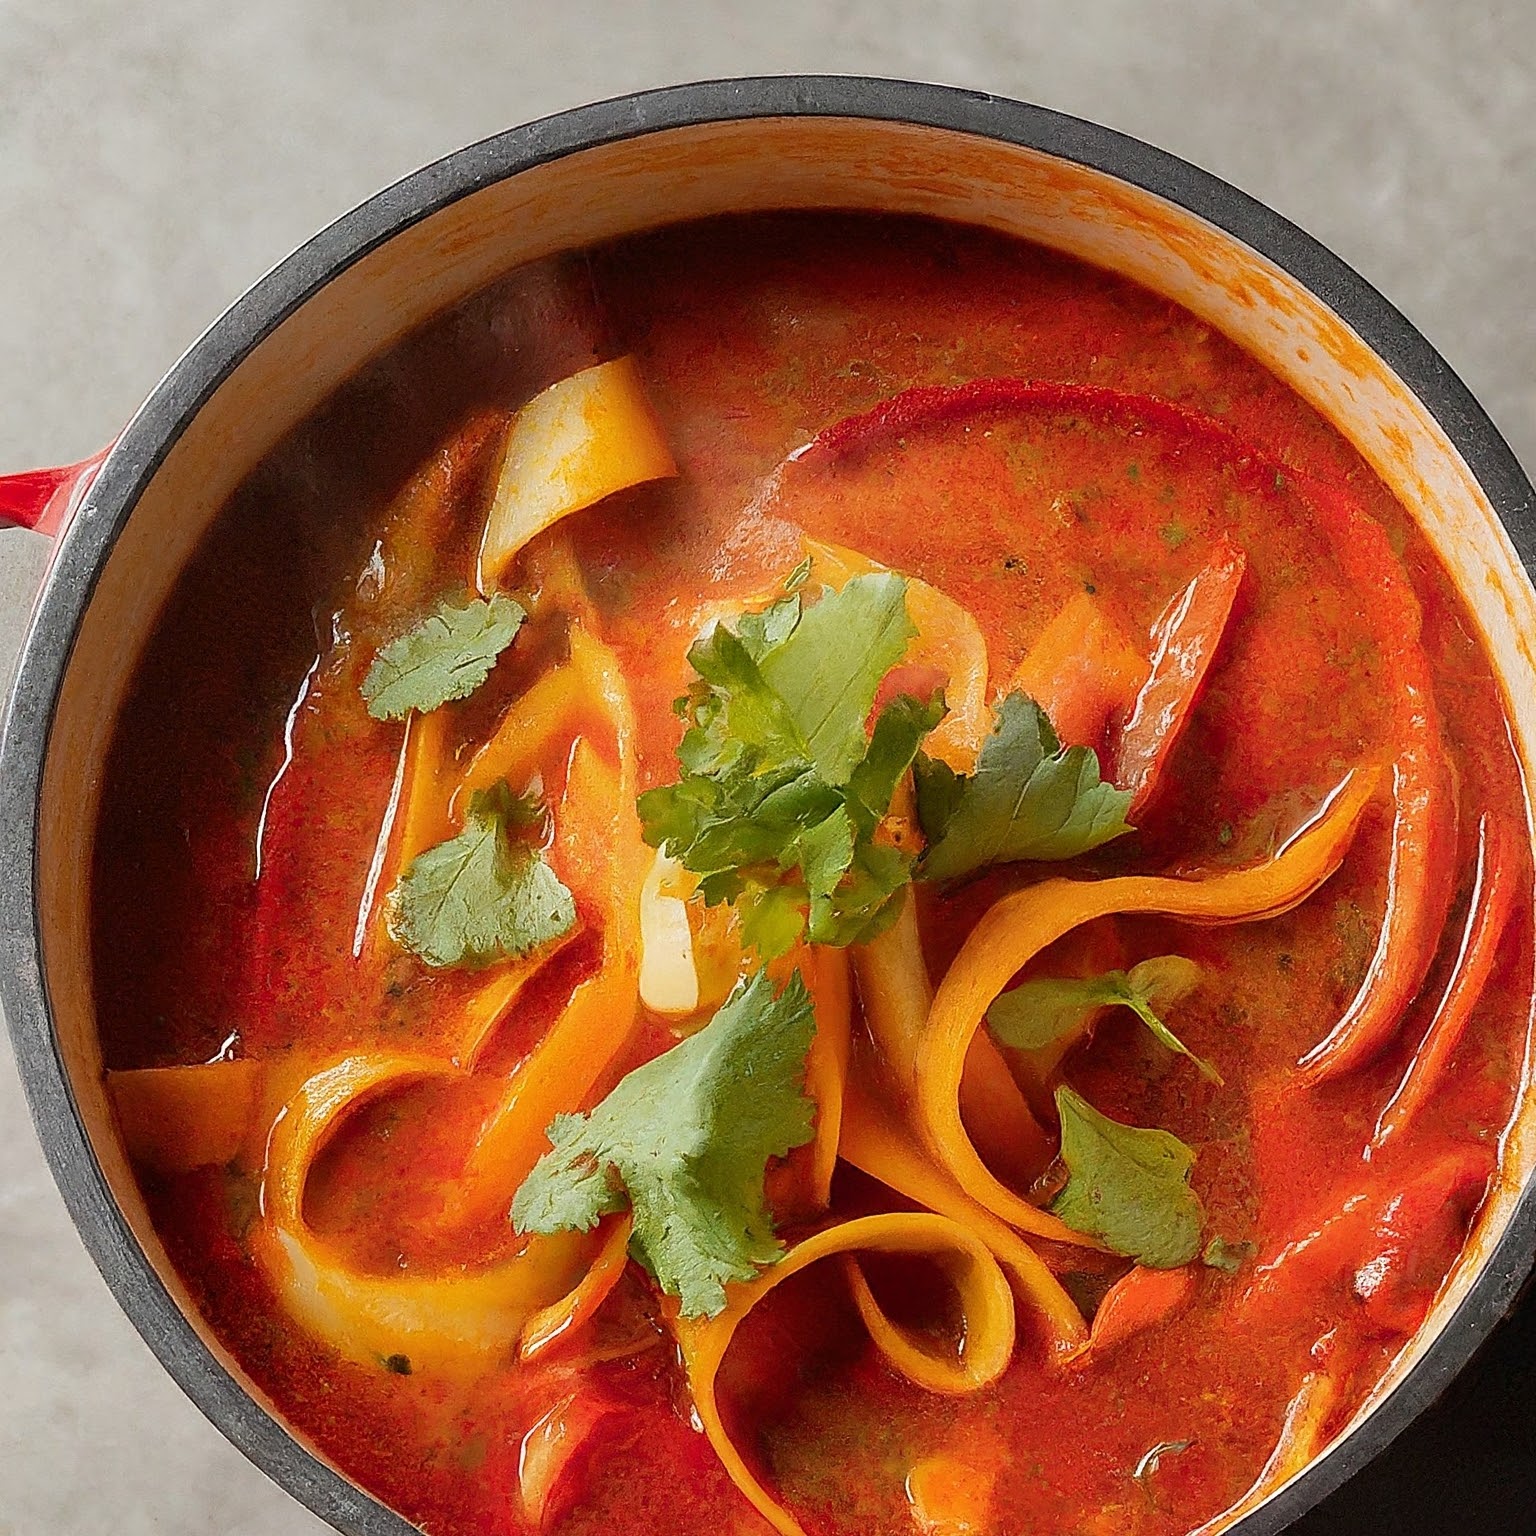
[1, 2, 1532, 1532]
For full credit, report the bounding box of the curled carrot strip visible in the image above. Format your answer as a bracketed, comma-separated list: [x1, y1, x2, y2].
[839, 1073, 1088, 1359]
[518, 1214, 634, 1362]
[447, 738, 647, 1218]
[1113, 539, 1246, 816]
[803, 945, 853, 1212]
[1069, 1263, 1197, 1368]
[674, 1213, 1016, 1536]
[853, 897, 1056, 1206]
[253, 1053, 594, 1370]
[917, 770, 1377, 1242]
[1373, 814, 1521, 1148]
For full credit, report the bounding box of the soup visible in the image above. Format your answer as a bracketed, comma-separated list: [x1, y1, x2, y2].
[93, 214, 1533, 1536]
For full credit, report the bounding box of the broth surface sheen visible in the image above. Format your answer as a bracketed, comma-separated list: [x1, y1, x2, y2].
[93, 214, 1534, 1536]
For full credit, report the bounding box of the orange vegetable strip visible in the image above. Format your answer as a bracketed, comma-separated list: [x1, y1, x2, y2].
[1113, 538, 1246, 816]
[1009, 591, 1147, 752]
[518, 1214, 634, 1362]
[477, 355, 677, 592]
[1191, 1366, 1340, 1535]
[843, 1254, 996, 1396]
[1068, 1263, 1197, 1368]
[108, 1060, 263, 1173]
[803, 538, 989, 770]
[351, 717, 413, 959]
[453, 662, 587, 812]
[803, 945, 853, 1211]
[839, 1072, 1088, 1358]
[674, 1213, 1016, 1536]
[1372, 814, 1520, 1148]
[917, 769, 1377, 1241]
[446, 740, 646, 1220]
[253, 1052, 593, 1370]
[356, 707, 451, 963]
[854, 897, 1056, 1199]
[1297, 731, 1458, 1082]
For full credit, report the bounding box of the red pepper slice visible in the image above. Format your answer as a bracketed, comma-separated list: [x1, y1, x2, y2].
[1114, 538, 1247, 816]
[1371, 814, 1522, 1147]
[1238, 1145, 1492, 1332]
[798, 378, 1458, 1083]
[1070, 1262, 1198, 1367]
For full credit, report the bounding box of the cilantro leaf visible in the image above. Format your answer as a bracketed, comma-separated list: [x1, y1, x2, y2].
[1051, 1086, 1204, 1268]
[511, 968, 818, 1317]
[756, 572, 916, 784]
[638, 570, 941, 960]
[387, 782, 575, 968]
[988, 954, 1219, 1082]
[1202, 1235, 1255, 1274]
[362, 594, 525, 721]
[914, 692, 1133, 883]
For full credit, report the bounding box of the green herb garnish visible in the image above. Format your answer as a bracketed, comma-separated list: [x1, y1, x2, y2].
[361, 594, 525, 721]
[638, 572, 942, 959]
[1201, 1236, 1256, 1274]
[387, 782, 574, 969]
[914, 691, 1132, 883]
[1051, 1086, 1204, 1268]
[511, 968, 818, 1318]
[988, 955, 1218, 1082]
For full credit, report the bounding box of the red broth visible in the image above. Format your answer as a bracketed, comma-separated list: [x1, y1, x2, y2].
[93, 213, 1534, 1536]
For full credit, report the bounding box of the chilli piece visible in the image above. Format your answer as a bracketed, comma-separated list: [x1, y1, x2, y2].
[1372, 813, 1521, 1147]
[1112, 539, 1247, 817]
[1069, 1263, 1199, 1368]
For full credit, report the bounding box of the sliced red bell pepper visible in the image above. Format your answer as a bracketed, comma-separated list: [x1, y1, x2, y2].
[1070, 1262, 1198, 1367]
[1371, 814, 1522, 1147]
[1238, 1145, 1492, 1333]
[1113, 538, 1247, 816]
[800, 377, 1457, 1083]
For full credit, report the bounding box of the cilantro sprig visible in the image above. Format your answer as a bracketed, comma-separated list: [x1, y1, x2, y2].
[988, 955, 1218, 1082]
[637, 573, 941, 959]
[387, 782, 575, 968]
[914, 692, 1133, 883]
[362, 594, 525, 721]
[1051, 1086, 1205, 1268]
[511, 968, 818, 1317]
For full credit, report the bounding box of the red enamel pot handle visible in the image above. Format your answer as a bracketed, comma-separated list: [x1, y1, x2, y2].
[0, 445, 113, 538]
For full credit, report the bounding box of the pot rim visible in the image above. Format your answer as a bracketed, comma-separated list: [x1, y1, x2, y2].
[3, 73, 1534, 1536]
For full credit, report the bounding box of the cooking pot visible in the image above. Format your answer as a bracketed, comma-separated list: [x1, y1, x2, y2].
[2, 76, 1534, 1536]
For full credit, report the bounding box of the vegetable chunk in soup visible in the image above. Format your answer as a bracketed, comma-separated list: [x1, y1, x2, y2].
[93, 214, 1533, 1536]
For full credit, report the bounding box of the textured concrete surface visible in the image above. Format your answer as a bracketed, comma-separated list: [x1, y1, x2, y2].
[1, 3, 1533, 1532]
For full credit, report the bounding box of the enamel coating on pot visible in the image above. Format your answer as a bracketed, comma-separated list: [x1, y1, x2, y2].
[2, 77, 1534, 1536]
